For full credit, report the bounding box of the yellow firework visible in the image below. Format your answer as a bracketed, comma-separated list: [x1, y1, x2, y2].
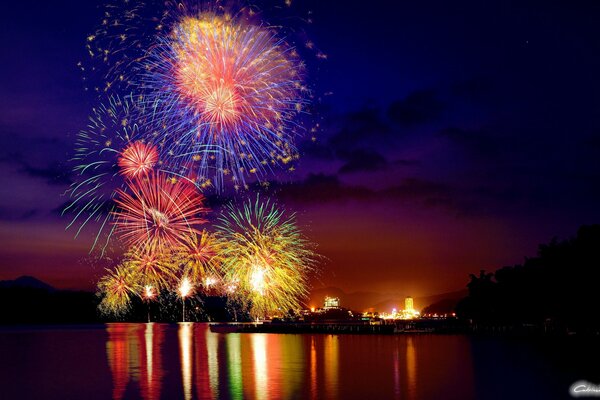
[97, 264, 140, 316]
[125, 244, 179, 291]
[173, 229, 223, 287]
[216, 196, 316, 318]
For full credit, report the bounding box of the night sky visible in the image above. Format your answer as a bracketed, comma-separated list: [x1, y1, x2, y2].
[2, 0, 600, 300]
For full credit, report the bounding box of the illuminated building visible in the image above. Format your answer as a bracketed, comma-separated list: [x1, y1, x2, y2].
[324, 296, 340, 309]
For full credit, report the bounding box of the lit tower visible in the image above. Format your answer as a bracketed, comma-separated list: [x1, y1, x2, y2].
[405, 296, 414, 312]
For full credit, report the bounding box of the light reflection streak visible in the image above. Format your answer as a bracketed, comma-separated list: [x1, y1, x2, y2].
[324, 335, 339, 398]
[251, 334, 268, 400]
[206, 330, 219, 398]
[106, 324, 141, 400]
[393, 340, 400, 399]
[406, 336, 417, 400]
[194, 325, 212, 400]
[179, 322, 193, 400]
[141, 323, 163, 400]
[281, 335, 303, 399]
[145, 324, 153, 393]
[310, 337, 317, 400]
[226, 334, 243, 400]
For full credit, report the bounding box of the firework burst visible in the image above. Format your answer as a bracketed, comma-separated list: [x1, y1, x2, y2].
[139, 13, 307, 189]
[63, 95, 160, 252]
[125, 244, 179, 290]
[112, 172, 208, 250]
[216, 196, 315, 318]
[117, 141, 159, 179]
[97, 264, 140, 316]
[173, 229, 223, 286]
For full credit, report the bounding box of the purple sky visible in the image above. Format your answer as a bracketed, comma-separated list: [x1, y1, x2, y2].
[1, 0, 600, 298]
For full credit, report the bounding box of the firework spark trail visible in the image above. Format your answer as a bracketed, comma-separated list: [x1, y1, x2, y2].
[216, 196, 316, 318]
[64, 95, 152, 253]
[137, 13, 307, 190]
[111, 172, 208, 251]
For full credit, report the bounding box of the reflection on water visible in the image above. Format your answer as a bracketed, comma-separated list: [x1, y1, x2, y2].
[179, 323, 192, 400]
[106, 323, 164, 400]
[310, 337, 317, 400]
[406, 336, 417, 400]
[103, 323, 477, 400]
[3, 324, 599, 399]
[251, 335, 267, 400]
[226, 334, 243, 399]
[324, 334, 338, 398]
[5, 323, 600, 399]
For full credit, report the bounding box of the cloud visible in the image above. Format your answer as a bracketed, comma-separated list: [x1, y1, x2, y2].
[438, 126, 504, 156]
[328, 107, 392, 152]
[0, 207, 39, 222]
[299, 139, 336, 160]
[394, 158, 421, 167]
[338, 149, 387, 174]
[388, 90, 444, 125]
[268, 173, 373, 204]
[19, 162, 72, 186]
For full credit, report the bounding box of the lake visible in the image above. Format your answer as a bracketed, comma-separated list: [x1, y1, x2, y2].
[0, 323, 597, 399]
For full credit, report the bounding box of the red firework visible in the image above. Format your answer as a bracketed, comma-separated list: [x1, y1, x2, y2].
[112, 173, 208, 250]
[117, 141, 159, 179]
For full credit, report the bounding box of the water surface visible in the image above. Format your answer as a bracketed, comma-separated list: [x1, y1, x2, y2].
[0, 323, 597, 399]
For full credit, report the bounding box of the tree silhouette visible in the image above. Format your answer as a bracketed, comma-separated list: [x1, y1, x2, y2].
[456, 225, 600, 334]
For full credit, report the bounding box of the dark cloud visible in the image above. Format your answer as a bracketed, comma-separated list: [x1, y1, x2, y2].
[19, 162, 72, 186]
[394, 159, 421, 167]
[439, 126, 504, 156]
[299, 139, 336, 160]
[0, 207, 39, 222]
[269, 173, 373, 204]
[388, 90, 444, 125]
[328, 108, 392, 152]
[261, 172, 537, 218]
[384, 178, 453, 201]
[338, 149, 387, 174]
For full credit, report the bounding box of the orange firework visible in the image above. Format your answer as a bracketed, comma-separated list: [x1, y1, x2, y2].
[112, 173, 208, 250]
[117, 141, 159, 179]
[174, 229, 222, 285]
[125, 244, 178, 290]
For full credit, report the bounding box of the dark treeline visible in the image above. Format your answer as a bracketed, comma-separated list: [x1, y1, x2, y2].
[0, 287, 99, 324]
[123, 292, 249, 323]
[456, 224, 600, 334]
[0, 277, 249, 323]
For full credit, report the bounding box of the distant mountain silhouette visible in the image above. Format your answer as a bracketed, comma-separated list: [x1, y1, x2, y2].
[0, 276, 98, 324]
[0, 276, 55, 292]
[308, 286, 467, 312]
[422, 298, 462, 315]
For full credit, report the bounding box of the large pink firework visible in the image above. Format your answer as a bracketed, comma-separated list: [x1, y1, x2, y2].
[140, 14, 307, 189]
[112, 173, 208, 250]
[117, 141, 159, 179]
